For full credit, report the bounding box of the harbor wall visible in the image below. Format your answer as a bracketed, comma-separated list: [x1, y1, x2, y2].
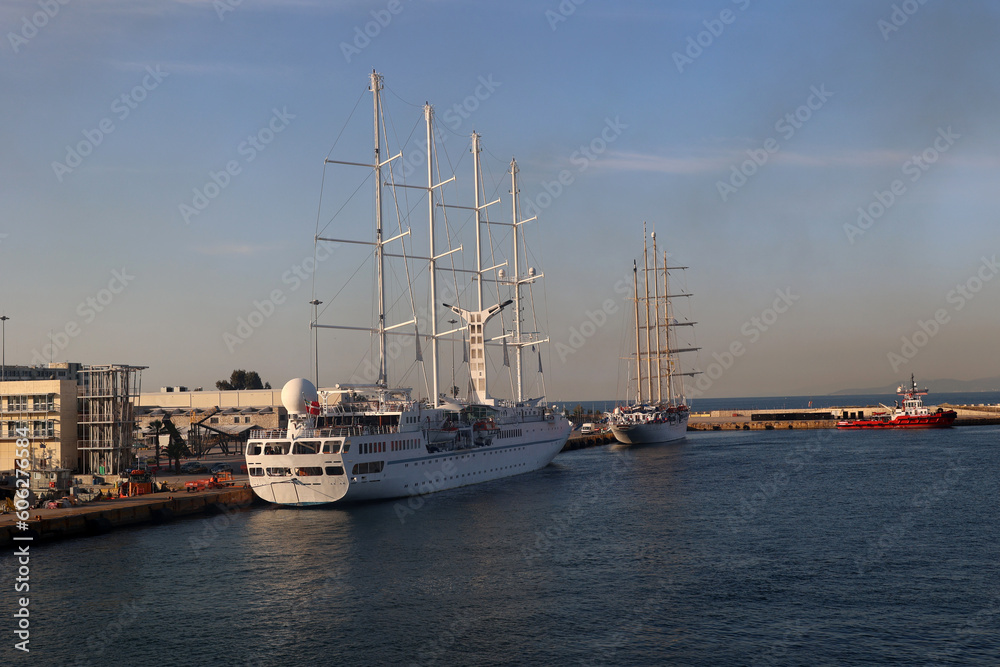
[688, 404, 1000, 430]
[0, 486, 259, 547]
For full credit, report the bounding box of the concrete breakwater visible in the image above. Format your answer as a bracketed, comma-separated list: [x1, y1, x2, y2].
[0, 486, 259, 548]
[688, 404, 1000, 431]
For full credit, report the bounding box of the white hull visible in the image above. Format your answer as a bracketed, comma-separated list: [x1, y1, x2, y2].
[611, 411, 688, 445]
[246, 418, 570, 506]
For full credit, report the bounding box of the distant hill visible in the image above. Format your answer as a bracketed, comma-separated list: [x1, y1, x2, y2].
[830, 376, 1000, 395]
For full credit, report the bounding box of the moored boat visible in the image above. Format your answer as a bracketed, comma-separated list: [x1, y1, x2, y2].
[608, 226, 700, 445]
[244, 72, 570, 506]
[836, 375, 957, 429]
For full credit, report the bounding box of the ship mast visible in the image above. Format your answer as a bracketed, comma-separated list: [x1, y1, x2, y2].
[633, 259, 642, 404]
[642, 225, 653, 401]
[651, 230, 662, 404]
[425, 103, 439, 406]
[316, 71, 412, 393]
[511, 158, 523, 402]
[472, 133, 484, 311]
[663, 249, 673, 404]
[372, 71, 387, 387]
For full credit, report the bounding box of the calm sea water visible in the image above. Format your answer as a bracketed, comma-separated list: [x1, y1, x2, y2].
[5, 425, 1000, 665]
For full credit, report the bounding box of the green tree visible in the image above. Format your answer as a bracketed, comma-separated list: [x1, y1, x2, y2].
[216, 369, 271, 390]
[146, 419, 164, 465]
[162, 418, 191, 473]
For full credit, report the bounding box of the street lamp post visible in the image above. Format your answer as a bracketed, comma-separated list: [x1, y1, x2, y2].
[0, 315, 9, 382]
[448, 318, 458, 398]
[309, 300, 322, 388]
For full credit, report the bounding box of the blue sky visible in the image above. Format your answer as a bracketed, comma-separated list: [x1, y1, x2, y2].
[2, 0, 999, 400]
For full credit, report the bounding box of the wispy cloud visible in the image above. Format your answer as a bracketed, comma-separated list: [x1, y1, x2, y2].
[595, 150, 733, 174]
[588, 147, 1000, 175]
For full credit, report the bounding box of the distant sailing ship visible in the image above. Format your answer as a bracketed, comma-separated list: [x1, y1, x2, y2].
[836, 375, 957, 429]
[609, 227, 699, 445]
[244, 72, 570, 506]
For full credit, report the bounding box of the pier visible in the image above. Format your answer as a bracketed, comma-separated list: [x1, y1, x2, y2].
[0, 484, 259, 548]
[687, 404, 1000, 431]
[562, 432, 617, 450]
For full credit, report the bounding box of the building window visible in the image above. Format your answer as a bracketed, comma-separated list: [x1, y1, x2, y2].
[31, 395, 54, 411]
[8, 396, 26, 411]
[210, 417, 218, 424]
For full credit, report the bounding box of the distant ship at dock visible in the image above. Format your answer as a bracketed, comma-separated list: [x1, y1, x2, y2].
[608, 227, 699, 445]
[836, 375, 957, 429]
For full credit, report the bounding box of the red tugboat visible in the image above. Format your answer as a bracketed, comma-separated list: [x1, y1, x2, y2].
[836, 375, 957, 429]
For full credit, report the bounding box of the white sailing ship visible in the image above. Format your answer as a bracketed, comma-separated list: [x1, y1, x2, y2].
[609, 227, 699, 445]
[245, 72, 570, 506]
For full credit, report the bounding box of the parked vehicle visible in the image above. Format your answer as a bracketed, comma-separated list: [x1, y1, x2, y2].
[210, 463, 234, 475]
[580, 423, 595, 435]
[180, 462, 207, 474]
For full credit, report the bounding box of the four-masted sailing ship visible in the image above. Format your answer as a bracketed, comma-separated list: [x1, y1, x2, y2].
[609, 228, 699, 445]
[244, 72, 570, 506]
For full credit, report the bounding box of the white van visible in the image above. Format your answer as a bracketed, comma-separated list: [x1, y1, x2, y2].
[580, 423, 595, 435]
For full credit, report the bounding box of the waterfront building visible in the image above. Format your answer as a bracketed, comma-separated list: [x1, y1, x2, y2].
[0, 362, 145, 475]
[136, 388, 286, 458]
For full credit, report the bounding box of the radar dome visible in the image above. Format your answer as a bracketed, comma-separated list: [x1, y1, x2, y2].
[281, 378, 318, 415]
